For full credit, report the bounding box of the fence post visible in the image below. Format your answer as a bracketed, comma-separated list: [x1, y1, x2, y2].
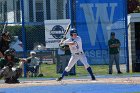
[124, 0, 129, 73]
[21, 0, 27, 77]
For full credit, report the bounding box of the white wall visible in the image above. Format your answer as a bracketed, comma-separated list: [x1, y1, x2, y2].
[63, 0, 67, 19]
[6, 0, 66, 23]
[7, 0, 14, 23]
[24, 0, 29, 22]
[128, 13, 140, 72]
[50, 0, 57, 19]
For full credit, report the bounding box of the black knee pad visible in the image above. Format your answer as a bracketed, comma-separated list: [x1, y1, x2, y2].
[0, 69, 4, 79]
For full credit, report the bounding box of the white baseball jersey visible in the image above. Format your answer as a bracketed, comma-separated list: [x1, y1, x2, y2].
[63, 36, 83, 54]
[62, 36, 90, 72]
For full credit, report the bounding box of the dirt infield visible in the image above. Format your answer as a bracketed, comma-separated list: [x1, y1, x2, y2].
[0, 76, 140, 88]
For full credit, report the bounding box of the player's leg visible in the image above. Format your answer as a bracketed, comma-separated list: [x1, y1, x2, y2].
[13, 68, 22, 83]
[0, 68, 4, 79]
[57, 55, 78, 81]
[3, 67, 13, 83]
[4, 68, 22, 83]
[114, 54, 122, 74]
[79, 54, 96, 80]
[34, 65, 39, 77]
[109, 54, 114, 74]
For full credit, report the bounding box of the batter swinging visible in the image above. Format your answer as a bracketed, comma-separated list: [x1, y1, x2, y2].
[57, 28, 96, 81]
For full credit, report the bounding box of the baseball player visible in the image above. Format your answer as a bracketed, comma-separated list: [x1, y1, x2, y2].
[57, 28, 96, 81]
[0, 49, 26, 83]
[26, 51, 40, 77]
[0, 32, 11, 57]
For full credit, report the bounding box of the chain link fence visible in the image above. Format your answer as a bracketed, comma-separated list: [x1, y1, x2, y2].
[0, 0, 73, 78]
[0, 0, 128, 78]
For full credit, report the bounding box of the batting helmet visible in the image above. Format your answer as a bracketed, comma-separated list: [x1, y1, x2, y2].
[30, 51, 36, 55]
[4, 49, 13, 56]
[9, 48, 16, 53]
[70, 28, 77, 36]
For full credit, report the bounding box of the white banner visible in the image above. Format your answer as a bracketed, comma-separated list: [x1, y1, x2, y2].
[44, 19, 71, 48]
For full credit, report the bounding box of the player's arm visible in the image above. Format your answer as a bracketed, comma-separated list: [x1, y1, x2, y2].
[66, 42, 75, 45]
[116, 39, 121, 47]
[59, 38, 73, 46]
[18, 58, 27, 63]
[108, 40, 115, 48]
[62, 37, 80, 46]
[111, 40, 120, 48]
[62, 39, 76, 46]
[110, 44, 116, 48]
[60, 41, 75, 46]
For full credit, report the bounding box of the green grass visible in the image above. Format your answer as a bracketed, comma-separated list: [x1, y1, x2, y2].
[26, 63, 140, 78]
[41, 64, 60, 78]
[39, 64, 108, 78]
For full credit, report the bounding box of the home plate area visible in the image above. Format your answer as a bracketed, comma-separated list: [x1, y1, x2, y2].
[0, 76, 140, 87]
[0, 76, 140, 93]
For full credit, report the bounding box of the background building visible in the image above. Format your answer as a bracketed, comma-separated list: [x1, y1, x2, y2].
[0, 0, 69, 23]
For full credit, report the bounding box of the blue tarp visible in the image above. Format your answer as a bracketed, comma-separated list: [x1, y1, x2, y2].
[76, 0, 127, 65]
[0, 83, 140, 93]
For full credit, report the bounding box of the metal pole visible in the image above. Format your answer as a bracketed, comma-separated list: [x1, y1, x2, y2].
[21, 0, 27, 77]
[124, 0, 129, 73]
[69, 0, 73, 28]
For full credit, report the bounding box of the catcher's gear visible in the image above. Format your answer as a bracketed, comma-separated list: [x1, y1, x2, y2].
[30, 51, 36, 55]
[4, 49, 13, 56]
[0, 66, 11, 79]
[0, 66, 22, 83]
[0, 68, 5, 79]
[5, 78, 20, 83]
[9, 48, 16, 53]
[70, 28, 77, 36]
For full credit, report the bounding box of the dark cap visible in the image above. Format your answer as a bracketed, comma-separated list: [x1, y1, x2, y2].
[2, 31, 9, 36]
[111, 32, 115, 36]
[70, 28, 77, 36]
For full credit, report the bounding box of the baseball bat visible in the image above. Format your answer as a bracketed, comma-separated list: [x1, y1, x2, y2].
[60, 24, 71, 41]
[62, 23, 71, 39]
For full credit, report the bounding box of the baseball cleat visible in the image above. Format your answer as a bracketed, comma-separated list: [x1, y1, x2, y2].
[56, 77, 63, 81]
[118, 71, 122, 74]
[109, 72, 112, 74]
[91, 76, 96, 80]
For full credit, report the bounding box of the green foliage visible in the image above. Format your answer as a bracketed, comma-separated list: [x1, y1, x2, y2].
[6, 25, 44, 36]
[128, 0, 140, 13]
[5, 25, 45, 50]
[7, 25, 22, 36]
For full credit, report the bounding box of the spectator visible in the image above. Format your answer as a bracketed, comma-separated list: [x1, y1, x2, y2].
[26, 51, 40, 77]
[108, 32, 122, 74]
